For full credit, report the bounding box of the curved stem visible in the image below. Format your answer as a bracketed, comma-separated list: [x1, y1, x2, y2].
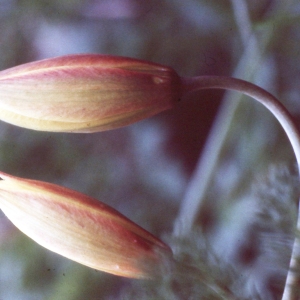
[181, 76, 300, 300]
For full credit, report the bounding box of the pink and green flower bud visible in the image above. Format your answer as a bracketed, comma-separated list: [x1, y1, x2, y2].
[0, 54, 181, 132]
[0, 171, 172, 278]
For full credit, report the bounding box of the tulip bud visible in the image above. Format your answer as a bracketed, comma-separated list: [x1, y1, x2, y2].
[0, 54, 181, 132]
[0, 171, 172, 278]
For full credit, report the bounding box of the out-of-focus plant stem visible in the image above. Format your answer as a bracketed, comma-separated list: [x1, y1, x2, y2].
[282, 229, 300, 300]
[230, 0, 256, 48]
[172, 34, 262, 236]
[173, 0, 262, 236]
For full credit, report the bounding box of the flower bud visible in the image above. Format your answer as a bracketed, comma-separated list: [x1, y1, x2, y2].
[0, 54, 181, 132]
[0, 171, 172, 278]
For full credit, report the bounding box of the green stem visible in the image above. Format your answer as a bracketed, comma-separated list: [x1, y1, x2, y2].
[181, 75, 300, 300]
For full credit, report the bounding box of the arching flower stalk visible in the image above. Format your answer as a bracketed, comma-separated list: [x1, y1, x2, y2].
[179, 76, 300, 300]
[0, 54, 299, 298]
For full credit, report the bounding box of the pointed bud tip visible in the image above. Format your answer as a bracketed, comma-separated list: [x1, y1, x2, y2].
[0, 171, 173, 279]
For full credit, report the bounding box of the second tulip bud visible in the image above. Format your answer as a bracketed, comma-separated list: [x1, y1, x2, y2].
[0, 171, 172, 278]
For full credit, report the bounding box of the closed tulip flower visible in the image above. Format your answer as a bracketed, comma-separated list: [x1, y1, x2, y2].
[0, 171, 172, 278]
[0, 54, 181, 132]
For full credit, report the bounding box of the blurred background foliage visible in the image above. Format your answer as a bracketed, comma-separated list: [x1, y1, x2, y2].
[0, 0, 299, 299]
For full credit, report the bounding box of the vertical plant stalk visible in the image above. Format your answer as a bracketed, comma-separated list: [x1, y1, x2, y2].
[180, 75, 300, 300]
[230, 0, 257, 48]
[173, 0, 266, 237]
[172, 34, 263, 237]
